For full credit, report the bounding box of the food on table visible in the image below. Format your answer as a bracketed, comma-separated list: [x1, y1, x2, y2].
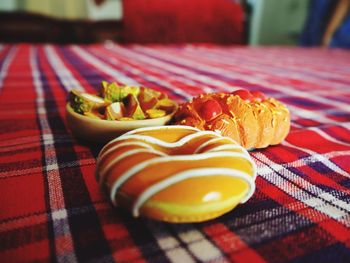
[146, 109, 166, 118]
[101, 81, 140, 102]
[173, 89, 290, 149]
[69, 89, 107, 114]
[95, 125, 256, 223]
[105, 102, 126, 120]
[68, 82, 177, 121]
[123, 94, 146, 120]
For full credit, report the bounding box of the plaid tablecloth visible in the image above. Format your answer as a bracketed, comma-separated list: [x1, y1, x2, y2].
[1, 44, 350, 263]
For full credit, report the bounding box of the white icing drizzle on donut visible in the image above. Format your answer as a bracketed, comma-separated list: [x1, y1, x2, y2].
[108, 151, 252, 206]
[99, 125, 200, 157]
[132, 168, 255, 217]
[96, 141, 155, 180]
[194, 136, 245, 154]
[125, 125, 199, 135]
[103, 130, 219, 150]
[194, 137, 230, 153]
[96, 126, 257, 215]
[207, 144, 250, 157]
[98, 141, 154, 160]
[99, 148, 166, 185]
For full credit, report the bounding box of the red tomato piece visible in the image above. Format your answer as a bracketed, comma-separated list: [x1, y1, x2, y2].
[251, 91, 266, 102]
[232, 89, 253, 102]
[199, 99, 222, 121]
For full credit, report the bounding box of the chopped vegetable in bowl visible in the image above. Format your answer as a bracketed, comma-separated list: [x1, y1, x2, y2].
[68, 81, 177, 121]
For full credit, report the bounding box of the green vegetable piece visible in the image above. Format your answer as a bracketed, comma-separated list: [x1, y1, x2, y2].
[100, 81, 141, 103]
[146, 109, 166, 118]
[69, 89, 106, 114]
[156, 98, 176, 112]
[132, 104, 146, 120]
[100, 82, 121, 102]
[120, 85, 140, 100]
[140, 87, 165, 99]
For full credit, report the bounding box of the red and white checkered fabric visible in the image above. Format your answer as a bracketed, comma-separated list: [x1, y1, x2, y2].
[0, 44, 350, 262]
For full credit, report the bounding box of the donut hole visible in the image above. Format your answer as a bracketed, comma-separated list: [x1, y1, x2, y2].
[134, 128, 194, 143]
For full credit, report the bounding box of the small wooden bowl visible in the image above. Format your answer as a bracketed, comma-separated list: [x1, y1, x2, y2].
[66, 103, 177, 144]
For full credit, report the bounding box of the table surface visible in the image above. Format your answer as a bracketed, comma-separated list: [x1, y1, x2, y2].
[0, 44, 350, 263]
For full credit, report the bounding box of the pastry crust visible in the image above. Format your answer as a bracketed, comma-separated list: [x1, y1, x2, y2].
[96, 125, 256, 223]
[173, 93, 290, 149]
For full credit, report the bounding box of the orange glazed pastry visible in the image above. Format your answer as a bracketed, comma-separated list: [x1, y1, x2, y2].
[173, 89, 290, 149]
[96, 125, 256, 223]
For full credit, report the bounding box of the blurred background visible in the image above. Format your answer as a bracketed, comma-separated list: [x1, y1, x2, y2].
[0, 0, 349, 47]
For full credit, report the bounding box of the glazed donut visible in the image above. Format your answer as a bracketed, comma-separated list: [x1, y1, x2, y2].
[173, 90, 290, 149]
[96, 125, 256, 223]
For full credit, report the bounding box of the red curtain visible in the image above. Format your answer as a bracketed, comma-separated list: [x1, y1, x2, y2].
[122, 0, 244, 44]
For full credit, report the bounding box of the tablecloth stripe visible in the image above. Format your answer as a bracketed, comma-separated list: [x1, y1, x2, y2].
[0, 46, 17, 92]
[34, 46, 79, 262]
[57, 47, 102, 93]
[72, 46, 140, 88]
[92, 45, 221, 94]
[83, 46, 196, 100]
[31, 46, 63, 262]
[37, 46, 114, 262]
